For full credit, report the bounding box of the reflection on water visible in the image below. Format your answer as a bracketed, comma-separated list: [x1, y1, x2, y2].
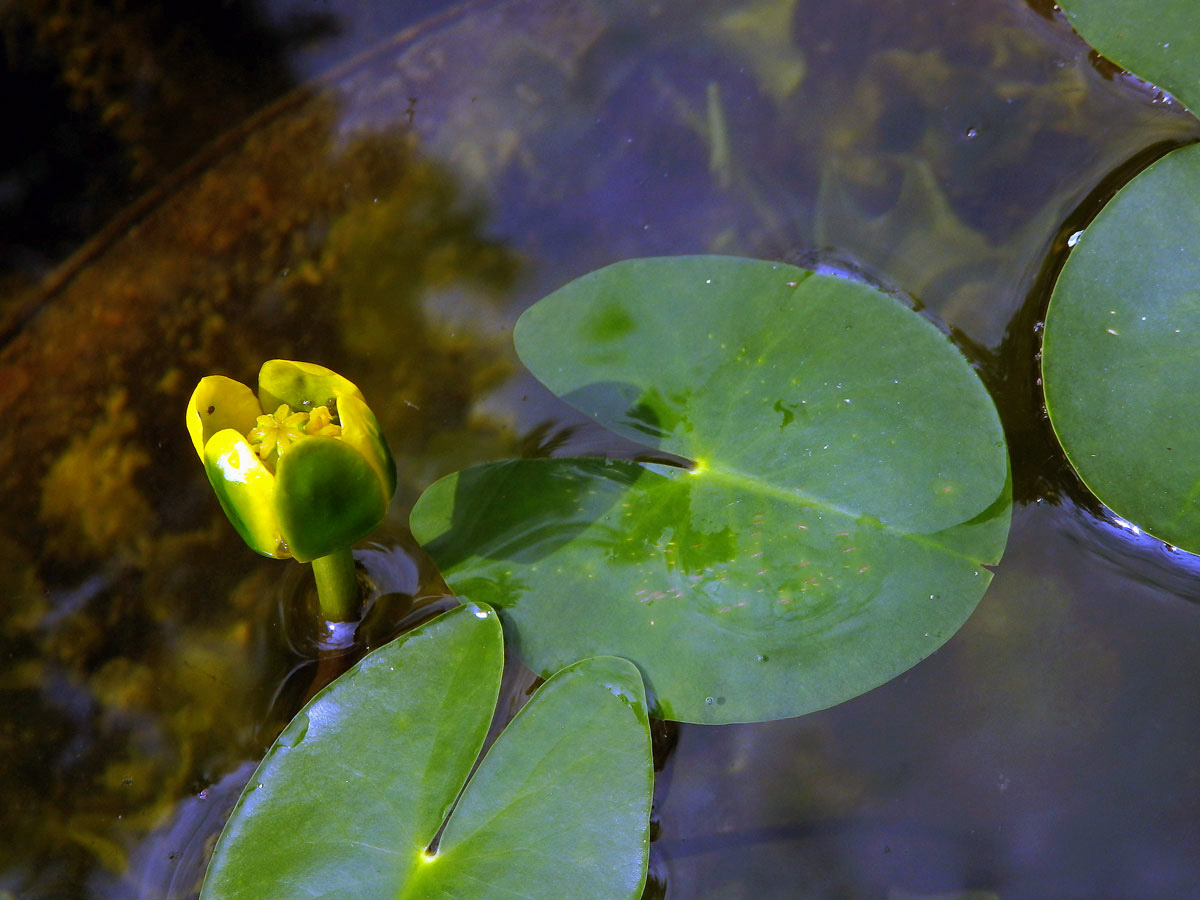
[1, 0, 1199, 896]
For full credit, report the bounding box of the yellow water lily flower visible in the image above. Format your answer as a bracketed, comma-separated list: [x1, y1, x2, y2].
[186, 360, 396, 563]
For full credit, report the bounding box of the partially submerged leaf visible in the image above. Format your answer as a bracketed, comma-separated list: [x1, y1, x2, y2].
[200, 603, 652, 900]
[411, 256, 1010, 723]
[1043, 143, 1200, 551]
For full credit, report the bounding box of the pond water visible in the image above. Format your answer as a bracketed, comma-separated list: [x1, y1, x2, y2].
[2, 0, 1199, 897]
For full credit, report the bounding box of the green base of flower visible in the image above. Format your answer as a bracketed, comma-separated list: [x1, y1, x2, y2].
[310, 548, 360, 622]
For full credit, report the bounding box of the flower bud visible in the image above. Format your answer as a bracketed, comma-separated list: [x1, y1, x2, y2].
[186, 360, 396, 562]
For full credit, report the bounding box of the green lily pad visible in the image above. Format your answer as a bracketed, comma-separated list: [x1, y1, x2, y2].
[200, 603, 652, 900]
[410, 256, 1011, 723]
[1043, 143, 1200, 551]
[1058, 0, 1200, 114]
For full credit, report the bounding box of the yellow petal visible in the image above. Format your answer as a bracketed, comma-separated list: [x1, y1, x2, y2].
[187, 377, 262, 460]
[257, 360, 365, 413]
[202, 429, 287, 558]
[336, 390, 397, 503]
[304, 406, 340, 436]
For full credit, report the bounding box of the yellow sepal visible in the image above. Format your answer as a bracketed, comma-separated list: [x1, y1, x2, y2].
[202, 429, 287, 558]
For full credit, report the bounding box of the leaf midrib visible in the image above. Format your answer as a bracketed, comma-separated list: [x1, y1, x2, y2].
[703, 461, 995, 566]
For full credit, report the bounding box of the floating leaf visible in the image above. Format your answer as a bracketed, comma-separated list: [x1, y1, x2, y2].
[411, 256, 1010, 723]
[1057, 0, 1200, 114]
[200, 603, 652, 900]
[1043, 143, 1200, 551]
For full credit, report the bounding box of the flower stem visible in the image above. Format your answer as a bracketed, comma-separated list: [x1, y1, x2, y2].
[310, 548, 360, 622]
